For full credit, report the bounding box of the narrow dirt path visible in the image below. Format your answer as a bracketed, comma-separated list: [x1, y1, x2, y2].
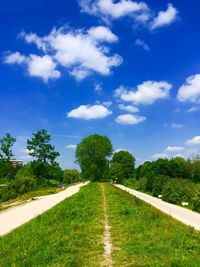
[100, 183, 113, 267]
[0, 182, 89, 236]
[115, 184, 200, 231]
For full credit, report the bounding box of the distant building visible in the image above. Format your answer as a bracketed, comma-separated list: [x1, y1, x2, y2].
[10, 159, 23, 168]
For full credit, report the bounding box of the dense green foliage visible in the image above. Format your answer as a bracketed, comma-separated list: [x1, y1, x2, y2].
[0, 183, 104, 266]
[76, 134, 113, 181]
[105, 183, 200, 266]
[63, 169, 81, 184]
[0, 133, 16, 160]
[27, 129, 60, 181]
[111, 150, 135, 181]
[125, 156, 200, 212]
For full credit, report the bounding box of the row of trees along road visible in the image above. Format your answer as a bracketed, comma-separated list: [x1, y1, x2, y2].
[0, 130, 81, 202]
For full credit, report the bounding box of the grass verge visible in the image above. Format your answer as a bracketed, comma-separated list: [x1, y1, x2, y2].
[104, 183, 200, 267]
[0, 183, 104, 267]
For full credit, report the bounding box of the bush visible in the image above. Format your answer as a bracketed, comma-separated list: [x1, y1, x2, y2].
[152, 175, 170, 197]
[192, 184, 200, 212]
[135, 177, 148, 191]
[0, 176, 37, 202]
[162, 179, 194, 205]
[63, 169, 81, 184]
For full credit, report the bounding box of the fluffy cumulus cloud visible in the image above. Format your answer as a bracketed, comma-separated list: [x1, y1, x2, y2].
[28, 55, 61, 82]
[177, 74, 200, 103]
[88, 26, 118, 42]
[165, 146, 184, 153]
[4, 52, 27, 64]
[118, 104, 139, 113]
[115, 114, 146, 125]
[135, 39, 150, 51]
[150, 3, 178, 30]
[79, 0, 149, 20]
[185, 136, 200, 146]
[4, 26, 122, 81]
[67, 104, 112, 120]
[115, 81, 172, 105]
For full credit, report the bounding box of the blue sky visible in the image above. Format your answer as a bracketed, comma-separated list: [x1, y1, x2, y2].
[1, 0, 200, 168]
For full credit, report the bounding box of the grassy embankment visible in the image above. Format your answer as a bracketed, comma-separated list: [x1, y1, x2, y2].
[0, 183, 104, 266]
[0, 182, 200, 266]
[105, 183, 200, 267]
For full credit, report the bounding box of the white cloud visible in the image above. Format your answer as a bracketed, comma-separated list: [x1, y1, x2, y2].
[118, 104, 139, 113]
[165, 146, 184, 153]
[151, 153, 167, 160]
[67, 104, 112, 120]
[186, 136, 200, 146]
[70, 67, 90, 81]
[187, 106, 199, 113]
[115, 81, 172, 105]
[66, 144, 77, 149]
[79, 0, 149, 19]
[102, 101, 112, 107]
[115, 114, 146, 125]
[4, 52, 27, 64]
[4, 26, 122, 82]
[135, 39, 150, 51]
[94, 83, 103, 92]
[177, 74, 200, 103]
[88, 26, 118, 42]
[151, 3, 178, 30]
[171, 123, 184, 129]
[28, 55, 60, 82]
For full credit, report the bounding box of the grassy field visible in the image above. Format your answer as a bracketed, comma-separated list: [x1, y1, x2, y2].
[104, 183, 200, 267]
[0, 183, 104, 267]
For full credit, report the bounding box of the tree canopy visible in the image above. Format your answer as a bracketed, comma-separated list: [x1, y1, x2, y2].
[0, 133, 16, 160]
[76, 134, 113, 181]
[111, 150, 135, 180]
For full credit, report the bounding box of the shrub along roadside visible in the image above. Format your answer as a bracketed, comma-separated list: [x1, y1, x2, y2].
[105, 183, 200, 267]
[0, 183, 104, 266]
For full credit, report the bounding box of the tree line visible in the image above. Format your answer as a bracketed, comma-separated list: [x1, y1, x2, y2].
[0, 132, 200, 212]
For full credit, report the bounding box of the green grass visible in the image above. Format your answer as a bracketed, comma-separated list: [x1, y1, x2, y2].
[104, 183, 200, 267]
[0, 183, 104, 267]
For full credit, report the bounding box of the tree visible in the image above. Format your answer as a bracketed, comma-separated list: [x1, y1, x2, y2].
[0, 133, 16, 179]
[0, 133, 16, 160]
[111, 150, 135, 180]
[63, 169, 80, 184]
[76, 134, 113, 181]
[27, 129, 60, 180]
[109, 162, 123, 183]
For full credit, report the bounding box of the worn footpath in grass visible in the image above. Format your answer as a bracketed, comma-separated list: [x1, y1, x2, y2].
[104, 183, 200, 267]
[0, 183, 104, 267]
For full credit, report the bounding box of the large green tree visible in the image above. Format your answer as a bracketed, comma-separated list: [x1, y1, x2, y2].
[0, 133, 16, 160]
[76, 134, 113, 181]
[0, 133, 16, 179]
[27, 129, 60, 180]
[111, 150, 135, 180]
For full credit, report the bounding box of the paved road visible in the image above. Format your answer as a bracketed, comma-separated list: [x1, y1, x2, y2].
[0, 182, 88, 236]
[115, 184, 200, 231]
